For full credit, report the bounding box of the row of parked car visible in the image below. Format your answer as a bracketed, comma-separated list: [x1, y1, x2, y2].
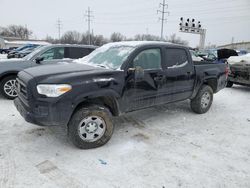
[0, 44, 43, 58]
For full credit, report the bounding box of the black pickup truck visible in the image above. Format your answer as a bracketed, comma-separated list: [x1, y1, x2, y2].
[14, 41, 228, 149]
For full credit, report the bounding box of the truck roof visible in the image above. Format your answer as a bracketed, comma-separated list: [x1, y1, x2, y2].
[105, 41, 184, 48]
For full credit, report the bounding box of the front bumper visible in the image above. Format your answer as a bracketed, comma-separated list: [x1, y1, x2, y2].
[14, 97, 72, 127]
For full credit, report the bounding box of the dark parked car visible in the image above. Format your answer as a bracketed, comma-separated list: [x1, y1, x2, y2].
[236, 49, 248, 56]
[0, 44, 96, 99]
[7, 44, 40, 59]
[0, 47, 18, 54]
[14, 41, 228, 149]
[13, 45, 40, 58]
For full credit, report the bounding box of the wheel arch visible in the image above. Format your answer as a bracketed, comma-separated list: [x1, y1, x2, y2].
[0, 71, 19, 82]
[203, 78, 218, 93]
[67, 91, 121, 127]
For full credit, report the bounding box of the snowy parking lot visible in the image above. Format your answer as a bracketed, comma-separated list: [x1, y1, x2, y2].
[0, 86, 250, 188]
[0, 54, 7, 60]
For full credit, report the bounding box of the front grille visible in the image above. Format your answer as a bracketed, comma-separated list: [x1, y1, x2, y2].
[16, 78, 28, 99]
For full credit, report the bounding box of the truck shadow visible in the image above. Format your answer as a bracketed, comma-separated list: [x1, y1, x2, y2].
[43, 100, 193, 149]
[114, 100, 192, 131]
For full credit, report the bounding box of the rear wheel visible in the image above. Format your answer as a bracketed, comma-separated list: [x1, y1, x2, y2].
[226, 81, 233, 88]
[0, 75, 17, 100]
[190, 85, 213, 114]
[68, 104, 114, 149]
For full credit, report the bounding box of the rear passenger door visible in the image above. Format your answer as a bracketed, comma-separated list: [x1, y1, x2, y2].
[64, 47, 93, 59]
[164, 47, 195, 101]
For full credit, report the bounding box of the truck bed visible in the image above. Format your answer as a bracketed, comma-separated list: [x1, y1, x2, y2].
[193, 61, 227, 93]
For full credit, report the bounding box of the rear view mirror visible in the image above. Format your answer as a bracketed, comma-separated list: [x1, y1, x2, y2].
[35, 56, 44, 64]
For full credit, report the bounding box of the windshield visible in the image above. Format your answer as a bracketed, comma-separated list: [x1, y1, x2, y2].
[76, 44, 136, 69]
[23, 45, 47, 60]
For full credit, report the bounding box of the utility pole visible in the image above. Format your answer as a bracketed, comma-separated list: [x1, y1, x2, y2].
[85, 7, 94, 45]
[157, 0, 169, 40]
[56, 19, 62, 40]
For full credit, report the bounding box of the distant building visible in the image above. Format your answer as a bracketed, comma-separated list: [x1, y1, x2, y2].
[218, 42, 250, 51]
[0, 36, 50, 49]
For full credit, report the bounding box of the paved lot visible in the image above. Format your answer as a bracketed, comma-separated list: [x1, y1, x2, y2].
[0, 86, 250, 188]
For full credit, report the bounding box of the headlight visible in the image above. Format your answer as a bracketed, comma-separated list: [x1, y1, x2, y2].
[37, 84, 72, 97]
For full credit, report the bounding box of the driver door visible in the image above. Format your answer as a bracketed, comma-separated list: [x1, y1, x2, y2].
[123, 48, 166, 112]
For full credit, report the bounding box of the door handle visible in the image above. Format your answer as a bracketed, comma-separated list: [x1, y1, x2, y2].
[186, 71, 192, 75]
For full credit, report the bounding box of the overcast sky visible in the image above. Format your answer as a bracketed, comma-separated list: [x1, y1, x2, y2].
[0, 0, 249, 47]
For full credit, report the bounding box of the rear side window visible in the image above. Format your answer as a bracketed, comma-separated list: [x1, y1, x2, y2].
[65, 47, 92, 59]
[165, 48, 188, 68]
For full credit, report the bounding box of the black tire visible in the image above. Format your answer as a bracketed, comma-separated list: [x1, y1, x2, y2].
[0, 75, 17, 100]
[226, 81, 233, 88]
[68, 104, 114, 149]
[190, 85, 213, 114]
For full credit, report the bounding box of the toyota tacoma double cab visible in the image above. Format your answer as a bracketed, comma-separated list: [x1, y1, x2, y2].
[14, 41, 228, 149]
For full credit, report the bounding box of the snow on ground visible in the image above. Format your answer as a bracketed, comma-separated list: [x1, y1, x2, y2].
[0, 86, 250, 187]
[0, 54, 7, 60]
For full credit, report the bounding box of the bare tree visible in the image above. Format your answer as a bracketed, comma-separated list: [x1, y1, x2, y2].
[92, 35, 108, 46]
[166, 34, 188, 46]
[0, 25, 32, 39]
[80, 32, 89, 44]
[110, 32, 125, 42]
[60, 31, 81, 44]
[134, 34, 161, 41]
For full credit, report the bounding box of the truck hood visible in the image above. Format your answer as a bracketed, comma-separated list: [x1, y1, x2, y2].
[23, 63, 110, 78]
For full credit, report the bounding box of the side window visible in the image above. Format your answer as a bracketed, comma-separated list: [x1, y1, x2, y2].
[65, 47, 91, 59]
[165, 48, 188, 68]
[40, 47, 65, 60]
[132, 49, 161, 70]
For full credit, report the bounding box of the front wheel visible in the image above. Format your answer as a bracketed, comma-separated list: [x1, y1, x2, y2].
[68, 104, 114, 149]
[0, 75, 18, 100]
[190, 85, 213, 114]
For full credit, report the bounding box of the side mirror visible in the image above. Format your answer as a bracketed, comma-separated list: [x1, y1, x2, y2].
[35, 56, 44, 64]
[128, 66, 144, 80]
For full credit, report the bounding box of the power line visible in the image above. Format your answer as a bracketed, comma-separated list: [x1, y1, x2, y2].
[85, 7, 94, 45]
[56, 18, 62, 39]
[157, 0, 169, 40]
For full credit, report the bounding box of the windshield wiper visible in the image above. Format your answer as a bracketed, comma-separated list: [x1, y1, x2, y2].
[96, 64, 109, 69]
